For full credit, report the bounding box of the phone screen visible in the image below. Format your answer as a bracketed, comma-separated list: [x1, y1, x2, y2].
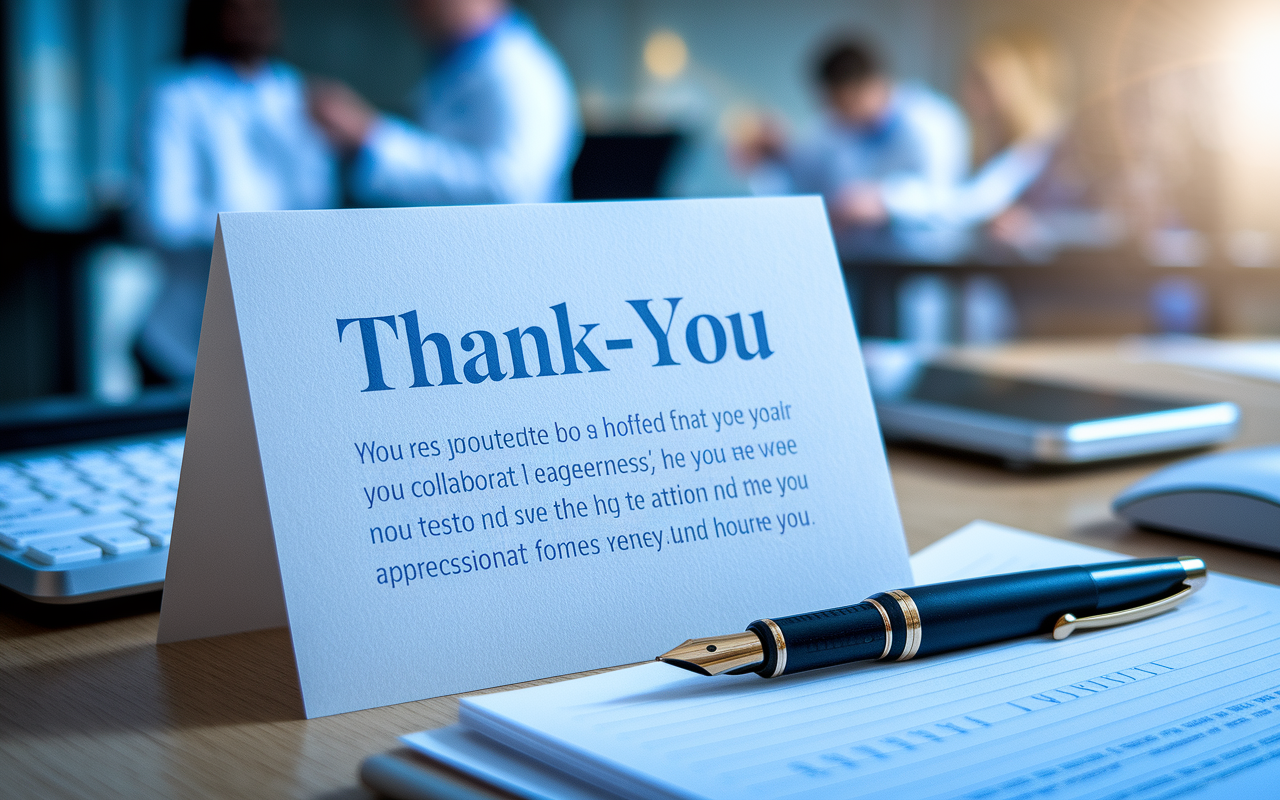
[906, 366, 1193, 424]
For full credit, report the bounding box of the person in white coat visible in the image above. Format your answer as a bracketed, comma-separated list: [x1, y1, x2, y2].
[133, 0, 337, 380]
[309, 0, 580, 207]
[736, 37, 971, 262]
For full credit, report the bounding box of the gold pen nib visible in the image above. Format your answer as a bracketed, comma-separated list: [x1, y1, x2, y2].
[656, 631, 765, 676]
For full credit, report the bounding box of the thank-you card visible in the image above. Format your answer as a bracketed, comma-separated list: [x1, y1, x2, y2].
[157, 197, 911, 718]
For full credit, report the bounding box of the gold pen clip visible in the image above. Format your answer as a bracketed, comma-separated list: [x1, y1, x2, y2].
[1052, 557, 1207, 641]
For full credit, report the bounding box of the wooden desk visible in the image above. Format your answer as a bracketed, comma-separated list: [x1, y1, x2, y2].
[3, 341, 1277, 799]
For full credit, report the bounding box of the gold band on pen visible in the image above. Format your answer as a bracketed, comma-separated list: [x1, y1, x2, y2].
[886, 589, 923, 661]
[759, 619, 787, 678]
[865, 598, 894, 660]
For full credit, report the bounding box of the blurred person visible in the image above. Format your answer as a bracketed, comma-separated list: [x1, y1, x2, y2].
[309, 0, 579, 207]
[960, 31, 1100, 263]
[133, 0, 338, 380]
[887, 32, 1072, 341]
[734, 37, 969, 262]
[964, 33, 1065, 184]
[943, 30, 1072, 343]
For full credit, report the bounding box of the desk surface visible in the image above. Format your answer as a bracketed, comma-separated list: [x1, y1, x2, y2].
[3, 340, 1277, 799]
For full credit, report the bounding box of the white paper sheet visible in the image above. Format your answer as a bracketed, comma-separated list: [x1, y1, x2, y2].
[401, 726, 629, 800]
[406, 521, 1280, 800]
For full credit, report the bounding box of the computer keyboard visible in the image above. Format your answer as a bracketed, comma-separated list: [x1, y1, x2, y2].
[0, 431, 182, 602]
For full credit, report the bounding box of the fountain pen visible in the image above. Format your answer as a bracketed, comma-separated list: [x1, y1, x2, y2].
[657, 556, 1207, 678]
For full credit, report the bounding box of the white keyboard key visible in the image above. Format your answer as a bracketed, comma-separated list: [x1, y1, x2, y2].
[73, 493, 133, 513]
[116, 450, 169, 471]
[0, 509, 86, 533]
[80, 474, 141, 493]
[0, 501, 83, 526]
[23, 471, 85, 490]
[130, 466, 174, 484]
[124, 504, 175, 525]
[67, 450, 117, 468]
[158, 435, 185, 453]
[24, 536, 104, 565]
[137, 521, 171, 547]
[0, 481, 34, 497]
[0, 467, 31, 489]
[0, 486, 47, 505]
[114, 442, 159, 454]
[83, 527, 152, 555]
[120, 485, 177, 505]
[143, 468, 181, 484]
[0, 510, 139, 549]
[77, 461, 137, 481]
[20, 456, 76, 477]
[31, 477, 100, 498]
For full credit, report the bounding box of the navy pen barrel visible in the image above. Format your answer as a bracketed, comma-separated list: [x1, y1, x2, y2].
[881, 566, 1097, 659]
[751, 558, 1193, 677]
[748, 603, 887, 676]
[1089, 559, 1194, 610]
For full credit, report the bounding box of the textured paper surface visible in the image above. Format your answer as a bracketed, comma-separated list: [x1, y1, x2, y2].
[160, 198, 910, 718]
[436, 521, 1280, 799]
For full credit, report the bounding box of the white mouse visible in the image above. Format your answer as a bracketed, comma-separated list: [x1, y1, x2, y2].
[1113, 445, 1280, 552]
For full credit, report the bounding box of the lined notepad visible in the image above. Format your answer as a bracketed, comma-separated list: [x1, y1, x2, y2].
[404, 521, 1280, 799]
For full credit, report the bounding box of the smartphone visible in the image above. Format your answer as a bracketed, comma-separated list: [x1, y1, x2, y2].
[874, 364, 1239, 465]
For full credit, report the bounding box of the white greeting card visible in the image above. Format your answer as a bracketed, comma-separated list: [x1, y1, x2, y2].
[157, 197, 911, 718]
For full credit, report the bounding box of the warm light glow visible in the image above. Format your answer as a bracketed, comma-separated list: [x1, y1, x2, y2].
[1221, 12, 1280, 132]
[643, 30, 688, 80]
[1216, 6, 1280, 239]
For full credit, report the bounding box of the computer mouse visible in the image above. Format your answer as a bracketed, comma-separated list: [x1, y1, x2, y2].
[1113, 445, 1280, 553]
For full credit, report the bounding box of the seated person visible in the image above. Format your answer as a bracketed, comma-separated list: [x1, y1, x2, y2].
[735, 37, 969, 262]
[133, 0, 338, 380]
[309, 0, 580, 206]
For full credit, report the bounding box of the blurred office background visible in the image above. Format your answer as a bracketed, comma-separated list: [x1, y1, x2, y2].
[4, 0, 1279, 406]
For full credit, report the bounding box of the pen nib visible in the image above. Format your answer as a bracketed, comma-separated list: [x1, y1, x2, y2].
[656, 631, 765, 676]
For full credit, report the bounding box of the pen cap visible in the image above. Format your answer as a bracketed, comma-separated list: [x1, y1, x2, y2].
[898, 566, 1098, 658]
[1088, 559, 1196, 612]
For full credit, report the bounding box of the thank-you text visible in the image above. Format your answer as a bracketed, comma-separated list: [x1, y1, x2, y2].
[336, 298, 774, 392]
